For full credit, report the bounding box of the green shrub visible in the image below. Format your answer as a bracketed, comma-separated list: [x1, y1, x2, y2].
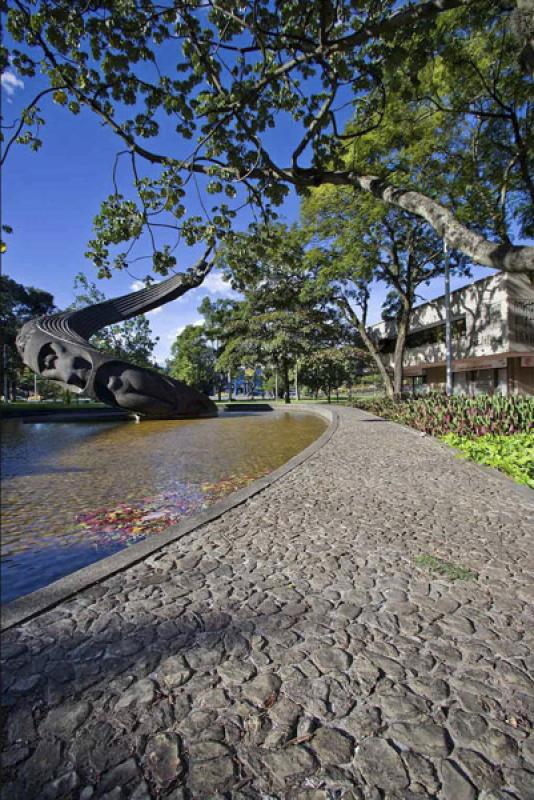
[350, 393, 534, 437]
[441, 432, 534, 489]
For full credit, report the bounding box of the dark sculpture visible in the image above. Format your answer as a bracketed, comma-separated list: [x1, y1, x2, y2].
[16, 256, 218, 419]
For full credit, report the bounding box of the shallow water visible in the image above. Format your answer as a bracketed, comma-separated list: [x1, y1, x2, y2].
[1, 411, 326, 603]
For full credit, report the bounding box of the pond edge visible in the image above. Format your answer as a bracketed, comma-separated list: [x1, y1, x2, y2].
[1, 405, 337, 631]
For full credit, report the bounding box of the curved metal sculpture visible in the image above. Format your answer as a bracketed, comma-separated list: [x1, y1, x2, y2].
[16, 256, 218, 419]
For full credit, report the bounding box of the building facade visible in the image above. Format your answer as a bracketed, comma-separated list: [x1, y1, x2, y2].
[371, 273, 534, 396]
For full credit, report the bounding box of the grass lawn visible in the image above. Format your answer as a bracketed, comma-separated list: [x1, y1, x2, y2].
[215, 394, 379, 406]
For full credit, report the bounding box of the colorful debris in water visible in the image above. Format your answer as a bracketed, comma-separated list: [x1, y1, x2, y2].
[75, 474, 257, 547]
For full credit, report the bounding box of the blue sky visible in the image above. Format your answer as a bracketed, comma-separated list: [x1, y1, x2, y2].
[2, 64, 499, 364]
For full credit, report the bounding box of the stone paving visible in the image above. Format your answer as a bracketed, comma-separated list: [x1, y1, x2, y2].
[2, 406, 534, 800]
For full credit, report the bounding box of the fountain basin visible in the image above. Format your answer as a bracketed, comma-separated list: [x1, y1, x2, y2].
[1, 408, 331, 617]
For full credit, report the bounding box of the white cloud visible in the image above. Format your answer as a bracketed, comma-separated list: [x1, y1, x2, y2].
[132, 271, 235, 305]
[167, 325, 184, 340]
[130, 278, 161, 291]
[172, 270, 235, 302]
[202, 270, 235, 297]
[147, 306, 163, 316]
[166, 319, 203, 340]
[1, 71, 24, 98]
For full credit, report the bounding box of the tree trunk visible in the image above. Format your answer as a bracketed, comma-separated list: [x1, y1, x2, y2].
[392, 311, 410, 400]
[356, 324, 394, 398]
[282, 359, 290, 404]
[337, 297, 394, 398]
[227, 370, 233, 401]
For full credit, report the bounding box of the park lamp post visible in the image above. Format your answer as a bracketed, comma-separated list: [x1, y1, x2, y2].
[444, 240, 453, 397]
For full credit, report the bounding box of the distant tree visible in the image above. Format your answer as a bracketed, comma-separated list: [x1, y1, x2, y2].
[198, 296, 239, 399]
[70, 272, 159, 368]
[218, 224, 344, 403]
[303, 191, 469, 398]
[0, 274, 56, 398]
[167, 324, 215, 395]
[300, 345, 369, 402]
[218, 307, 324, 403]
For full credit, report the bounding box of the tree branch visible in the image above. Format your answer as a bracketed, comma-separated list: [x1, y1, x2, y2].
[303, 170, 534, 273]
[1, 86, 66, 167]
[329, 0, 475, 50]
[292, 85, 337, 169]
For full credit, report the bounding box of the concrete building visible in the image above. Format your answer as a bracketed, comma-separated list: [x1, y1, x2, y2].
[371, 273, 534, 396]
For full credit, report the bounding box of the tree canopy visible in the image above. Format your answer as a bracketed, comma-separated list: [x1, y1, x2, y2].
[215, 223, 350, 400]
[167, 323, 215, 394]
[3, 0, 533, 279]
[0, 273, 56, 395]
[299, 345, 368, 401]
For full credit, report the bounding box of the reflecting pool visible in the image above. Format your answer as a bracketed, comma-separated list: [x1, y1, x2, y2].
[1, 411, 326, 603]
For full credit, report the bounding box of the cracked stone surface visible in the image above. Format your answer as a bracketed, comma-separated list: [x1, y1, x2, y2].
[1, 406, 534, 799]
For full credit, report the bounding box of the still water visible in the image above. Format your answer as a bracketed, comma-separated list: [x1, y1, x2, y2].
[1, 412, 326, 604]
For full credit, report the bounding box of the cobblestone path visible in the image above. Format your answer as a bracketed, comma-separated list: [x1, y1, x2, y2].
[2, 407, 534, 800]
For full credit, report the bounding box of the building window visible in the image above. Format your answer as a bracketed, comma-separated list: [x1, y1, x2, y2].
[468, 369, 498, 396]
[379, 317, 467, 354]
[509, 300, 534, 346]
[496, 367, 508, 396]
[412, 375, 427, 395]
[453, 371, 467, 395]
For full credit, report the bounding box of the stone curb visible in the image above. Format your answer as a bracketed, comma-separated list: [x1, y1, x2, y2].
[349, 404, 534, 503]
[1, 406, 338, 631]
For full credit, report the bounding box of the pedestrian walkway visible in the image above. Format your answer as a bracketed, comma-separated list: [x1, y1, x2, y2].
[2, 407, 534, 799]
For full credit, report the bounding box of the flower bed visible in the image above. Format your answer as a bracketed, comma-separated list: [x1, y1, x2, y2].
[350, 394, 533, 437]
[350, 393, 534, 488]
